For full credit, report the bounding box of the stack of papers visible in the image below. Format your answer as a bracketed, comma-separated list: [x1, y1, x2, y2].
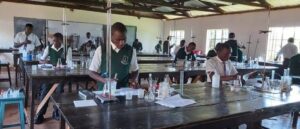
[73, 100, 97, 108]
[155, 94, 196, 108]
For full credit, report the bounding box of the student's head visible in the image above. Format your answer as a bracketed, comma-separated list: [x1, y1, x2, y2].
[215, 43, 222, 50]
[167, 36, 171, 40]
[216, 43, 231, 61]
[186, 42, 196, 53]
[229, 32, 235, 39]
[159, 40, 162, 44]
[111, 22, 127, 49]
[288, 37, 294, 43]
[86, 32, 91, 38]
[180, 40, 186, 47]
[135, 39, 138, 42]
[25, 23, 33, 35]
[53, 33, 63, 48]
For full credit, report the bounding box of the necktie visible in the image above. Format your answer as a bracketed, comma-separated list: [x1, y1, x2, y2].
[223, 61, 226, 76]
[24, 35, 28, 50]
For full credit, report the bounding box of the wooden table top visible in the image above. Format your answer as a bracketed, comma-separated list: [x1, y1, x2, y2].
[137, 53, 169, 57]
[51, 84, 300, 129]
[139, 63, 278, 77]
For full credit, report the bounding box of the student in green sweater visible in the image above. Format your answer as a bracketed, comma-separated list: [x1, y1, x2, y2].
[89, 22, 139, 90]
[34, 32, 71, 124]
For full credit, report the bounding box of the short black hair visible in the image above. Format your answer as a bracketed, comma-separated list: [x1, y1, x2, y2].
[86, 32, 91, 35]
[215, 43, 222, 50]
[180, 40, 186, 46]
[25, 23, 33, 28]
[111, 22, 127, 34]
[229, 32, 235, 38]
[288, 37, 294, 43]
[53, 32, 63, 40]
[188, 42, 196, 47]
[216, 43, 231, 52]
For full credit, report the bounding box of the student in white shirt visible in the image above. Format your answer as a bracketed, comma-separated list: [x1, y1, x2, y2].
[89, 22, 139, 90]
[206, 43, 238, 82]
[14, 23, 41, 52]
[83, 32, 95, 45]
[275, 37, 298, 68]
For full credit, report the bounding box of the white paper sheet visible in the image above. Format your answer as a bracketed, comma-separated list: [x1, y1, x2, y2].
[93, 88, 139, 96]
[73, 100, 97, 108]
[155, 94, 196, 108]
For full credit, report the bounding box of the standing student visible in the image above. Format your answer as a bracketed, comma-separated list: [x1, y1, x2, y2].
[132, 39, 143, 53]
[14, 23, 41, 52]
[155, 40, 162, 53]
[174, 39, 186, 55]
[34, 33, 72, 124]
[163, 36, 171, 54]
[174, 42, 196, 63]
[206, 43, 238, 82]
[83, 32, 95, 45]
[89, 22, 139, 90]
[275, 37, 298, 69]
[224, 32, 245, 62]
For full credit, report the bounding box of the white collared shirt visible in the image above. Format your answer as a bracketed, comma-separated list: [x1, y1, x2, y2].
[206, 56, 238, 82]
[89, 42, 139, 73]
[40, 44, 72, 61]
[277, 43, 298, 59]
[14, 31, 41, 51]
[83, 37, 95, 45]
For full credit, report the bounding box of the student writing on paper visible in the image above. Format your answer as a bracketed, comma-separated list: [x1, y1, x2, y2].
[206, 43, 238, 83]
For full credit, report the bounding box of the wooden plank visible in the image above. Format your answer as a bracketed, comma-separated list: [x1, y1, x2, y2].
[35, 83, 59, 115]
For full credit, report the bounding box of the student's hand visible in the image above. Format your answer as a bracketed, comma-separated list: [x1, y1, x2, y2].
[26, 40, 32, 44]
[129, 80, 139, 89]
[39, 60, 46, 64]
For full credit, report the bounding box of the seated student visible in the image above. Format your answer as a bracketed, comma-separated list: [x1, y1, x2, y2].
[79, 40, 96, 53]
[206, 43, 238, 83]
[34, 32, 72, 124]
[174, 42, 196, 63]
[207, 43, 222, 59]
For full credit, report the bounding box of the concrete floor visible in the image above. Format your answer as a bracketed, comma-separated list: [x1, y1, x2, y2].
[0, 68, 299, 129]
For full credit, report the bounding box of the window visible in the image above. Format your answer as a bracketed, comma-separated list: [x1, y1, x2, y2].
[205, 29, 229, 53]
[169, 30, 185, 46]
[266, 27, 300, 61]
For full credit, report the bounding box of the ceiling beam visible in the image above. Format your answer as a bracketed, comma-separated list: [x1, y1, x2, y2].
[3, 0, 162, 19]
[51, 0, 186, 16]
[257, 0, 272, 9]
[217, 0, 265, 7]
[132, 0, 219, 13]
[200, 1, 225, 13]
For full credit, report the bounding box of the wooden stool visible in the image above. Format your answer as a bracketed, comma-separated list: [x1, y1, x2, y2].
[0, 61, 12, 87]
[0, 91, 25, 129]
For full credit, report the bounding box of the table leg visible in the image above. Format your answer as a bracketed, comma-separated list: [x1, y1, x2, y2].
[15, 66, 18, 87]
[30, 79, 35, 129]
[247, 121, 261, 129]
[60, 114, 66, 129]
[25, 76, 29, 108]
[292, 112, 299, 128]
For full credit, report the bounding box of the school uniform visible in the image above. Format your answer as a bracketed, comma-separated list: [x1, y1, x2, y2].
[206, 56, 238, 82]
[174, 47, 196, 63]
[89, 42, 139, 90]
[14, 31, 41, 52]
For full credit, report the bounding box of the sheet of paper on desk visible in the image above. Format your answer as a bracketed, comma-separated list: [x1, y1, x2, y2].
[73, 100, 97, 108]
[155, 94, 196, 108]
